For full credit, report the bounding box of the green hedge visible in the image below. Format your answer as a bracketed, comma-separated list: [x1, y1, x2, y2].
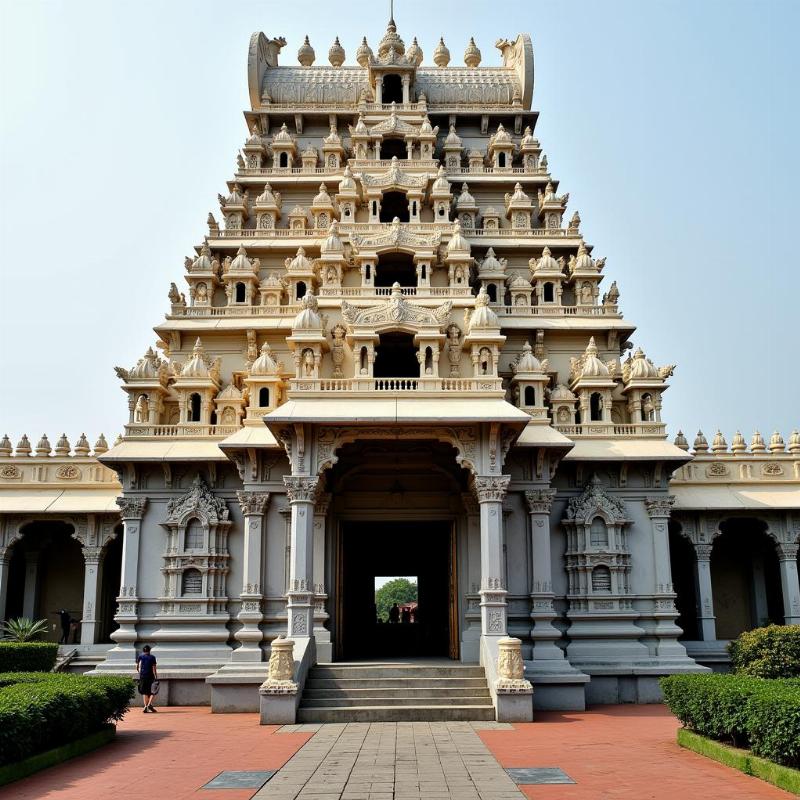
[0, 642, 58, 673]
[0, 672, 134, 767]
[729, 625, 800, 679]
[661, 674, 800, 768]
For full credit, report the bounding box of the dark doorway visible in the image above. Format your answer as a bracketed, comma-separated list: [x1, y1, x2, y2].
[379, 190, 409, 222]
[668, 525, 699, 640]
[375, 252, 415, 287]
[381, 138, 407, 160]
[338, 520, 454, 659]
[373, 332, 418, 378]
[381, 74, 403, 104]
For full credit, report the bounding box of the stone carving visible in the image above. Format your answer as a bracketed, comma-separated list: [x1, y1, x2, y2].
[116, 496, 148, 519]
[237, 491, 270, 516]
[331, 324, 346, 378]
[473, 475, 511, 503]
[165, 476, 229, 524]
[0, 465, 21, 479]
[55, 464, 81, 480]
[342, 285, 451, 328]
[359, 158, 429, 190]
[259, 636, 298, 694]
[284, 475, 320, 503]
[565, 475, 629, 524]
[350, 219, 441, 252]
[446, 325, 462, 376]
[525, 489, 555, 515]
[495, 636, 533, 694]
[644, 496, 675, 519]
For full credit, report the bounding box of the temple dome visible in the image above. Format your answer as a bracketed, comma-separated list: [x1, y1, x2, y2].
[292, 293, 322, 331]
[129, 347, 161, 380]
[355, 37, 373, 68]
[444, 125, 462, 147]
[574, 241, 594, 271]
[534, 246, 560, 272]
[456, 184, 476, 207]
[447, 220, 470, 253]
[514, 342, 543, 374]
[256, 183, 278, 205]
[580, 337, 610, 377]
[250, 343, 280, 376]
[406, 37, 423, 66]
[431, 166, 450, 194]
[182, 338, 210, 378]
[287, 247, 313, 272]
[313, 183, 333, 206]
[321, 221, 344, 254]
[273, 122, 294, 143]
[377, 18, 405, 59]
[468, 287, 499, 331]
[338, 165, 356, 192]
[628, 348, 659, 379]
[229, 245, 252, 272]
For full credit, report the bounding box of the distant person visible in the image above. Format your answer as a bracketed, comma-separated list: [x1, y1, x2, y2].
[401, 607, 411, 625]
[136, 645, 159, 712]
[389, 603, 400, 624]
[52, 609, 71, 644]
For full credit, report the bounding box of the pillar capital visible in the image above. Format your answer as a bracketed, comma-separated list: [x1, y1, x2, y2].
[777, 541, 799, 561]
[644, 495, 675, 519]
[237, 490, 271, 516]
[472, 474, 510, 504]
[283, 476, 320, 504]
[695, 543, 713, 561]
[524, 488, 555, 515]
[116, 495, 148, 520]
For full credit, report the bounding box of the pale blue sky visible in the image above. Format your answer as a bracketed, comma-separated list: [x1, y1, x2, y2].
[0, 0, 797, 447]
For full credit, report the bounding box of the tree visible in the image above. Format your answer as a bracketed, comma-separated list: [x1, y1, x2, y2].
[375, 578, 417, 622]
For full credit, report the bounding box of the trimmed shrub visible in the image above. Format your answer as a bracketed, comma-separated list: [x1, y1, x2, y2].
[661, 673, 800, 767]
[0, 642, 58, 673]
[0, 673, 134, 766]
[747, 683, 800, 768]
[729, 625, 800, 679]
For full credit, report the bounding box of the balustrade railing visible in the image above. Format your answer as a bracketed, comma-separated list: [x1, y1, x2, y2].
[124, 424, 241, 438]
[555, 422, 667, 437]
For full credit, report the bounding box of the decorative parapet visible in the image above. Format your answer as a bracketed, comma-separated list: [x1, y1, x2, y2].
[259, 636, 298, 695]
[495, 636, 533, 694]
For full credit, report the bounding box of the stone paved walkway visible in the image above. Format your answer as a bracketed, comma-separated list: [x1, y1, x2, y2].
[256, 722, 523, 800]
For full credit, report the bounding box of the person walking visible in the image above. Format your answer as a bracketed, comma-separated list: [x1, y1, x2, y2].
[136, 645, 159, 712]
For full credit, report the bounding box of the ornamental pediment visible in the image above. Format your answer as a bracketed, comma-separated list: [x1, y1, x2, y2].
[358, 160, 429, 190]
[341, 288, 451, 329]
[350, 220, 440, 252]
[369, 113, 418, 136]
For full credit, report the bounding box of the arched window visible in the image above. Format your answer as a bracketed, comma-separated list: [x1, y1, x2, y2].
[296, 281, 306, 300]
[590, 392, 603, 422]
[375, 253, 416, 287]
[259, 387, 270, 407]
[381, 74, 403, 104]
[372, 200, 378, 217]
[359, 346, 368, 374]
[379, 191, 409, 223]
[591, 566, 611, 593]
[420, 264, 426, 281]
[498, 153, 506, 168]
[411, 200, 417, 217]
[185, 518, 204, 550]
[189, 393, 202, 422]
[641, 393, 655, 422]
[424, 346, 433, 375]
[524, 386, 536, 406]
[278, 152, 288, 168]
[543, 282, 555, 302]
[374, 333, 418, 378]
[182, 568, 203, 595]
[365, 263, 372, 280]
[590, 517, 609, 547]
[235, 282, 246, 303]
[486, 284, 497, 303]
[438, 204, 446, 218]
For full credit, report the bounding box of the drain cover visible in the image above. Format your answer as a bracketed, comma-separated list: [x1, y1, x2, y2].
[202, 770, 275, 789]
[506, 767, 575, 784]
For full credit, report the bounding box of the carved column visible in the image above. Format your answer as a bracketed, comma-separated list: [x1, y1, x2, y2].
[233, 491, 270, 661]
[73, 514, 116, 646]
[777, 542, 800, 625]
[108, 496, 147, 659]
[524, 489, 564, 661]
[0, 551, 8, 622]
[22, 550, 41, 619]
[284, 476, 319, 639]
[694, 544, 717, 641]
[313, 493, 332, 661]
[474, 475, 510, 638]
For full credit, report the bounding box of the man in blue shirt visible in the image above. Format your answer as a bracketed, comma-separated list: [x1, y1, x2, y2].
[136, 645, 159, 712]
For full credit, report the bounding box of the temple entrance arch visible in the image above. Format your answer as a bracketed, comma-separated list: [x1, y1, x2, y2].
[327, 439, 467, 661]
[375, 251, 415, 287]
[380, 137, 406, 160]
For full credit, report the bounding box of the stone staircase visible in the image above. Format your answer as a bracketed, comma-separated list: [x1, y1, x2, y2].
[298, 662, 495, 722]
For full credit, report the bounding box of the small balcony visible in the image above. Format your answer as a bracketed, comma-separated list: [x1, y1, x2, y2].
[288, 376, 504, 396]
[554, 422, 667, 438]
[122, 424, 241, 439]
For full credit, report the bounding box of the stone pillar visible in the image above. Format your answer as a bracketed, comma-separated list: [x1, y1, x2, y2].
[0, 548, 10, 622]
[313, 493, 332, 662]
[777, 542, 800, 625]
[474, 475, 510, 638]
[22, 550, 40, 619]
[524, 489, 564, 661]
[108, 496, 147, 660]
[80, 545, 104, 645]
[233, 491, 271, 661]
[644, 496, 689, 658]
[694, 544, 717, 641]
[284, 476, 319, 639]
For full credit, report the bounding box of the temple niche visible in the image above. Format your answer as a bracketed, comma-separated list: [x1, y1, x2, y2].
[1, 14, 796, 727]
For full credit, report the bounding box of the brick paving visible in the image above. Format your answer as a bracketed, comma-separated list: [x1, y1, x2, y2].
[478, 704, 792, 799]
[0, 704, 793, 800]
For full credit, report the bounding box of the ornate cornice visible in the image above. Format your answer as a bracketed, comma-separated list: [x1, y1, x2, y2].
[164, 477, 229, 525]
[284, 475, 320, 504]
[116, 495, 148, 520]
[473, 475, 510, 503]
[564, 475, 629, 525]
[525, 488, 555, 515]
[237, 490, 271, 516]
[341, 289, 451, 329]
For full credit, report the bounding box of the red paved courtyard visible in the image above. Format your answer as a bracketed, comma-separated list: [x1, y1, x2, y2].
[0, 704, 791, 799]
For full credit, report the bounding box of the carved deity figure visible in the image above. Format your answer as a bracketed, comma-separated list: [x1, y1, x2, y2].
[580, 281, 593, 305]
[331, 325, 346, 378]
[134, 394, 149, 423]
[196, 282, 209, 304]
[301, 348, 315, 378]
[479, 347, 492, 376]
[446, 325, 462, 377]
